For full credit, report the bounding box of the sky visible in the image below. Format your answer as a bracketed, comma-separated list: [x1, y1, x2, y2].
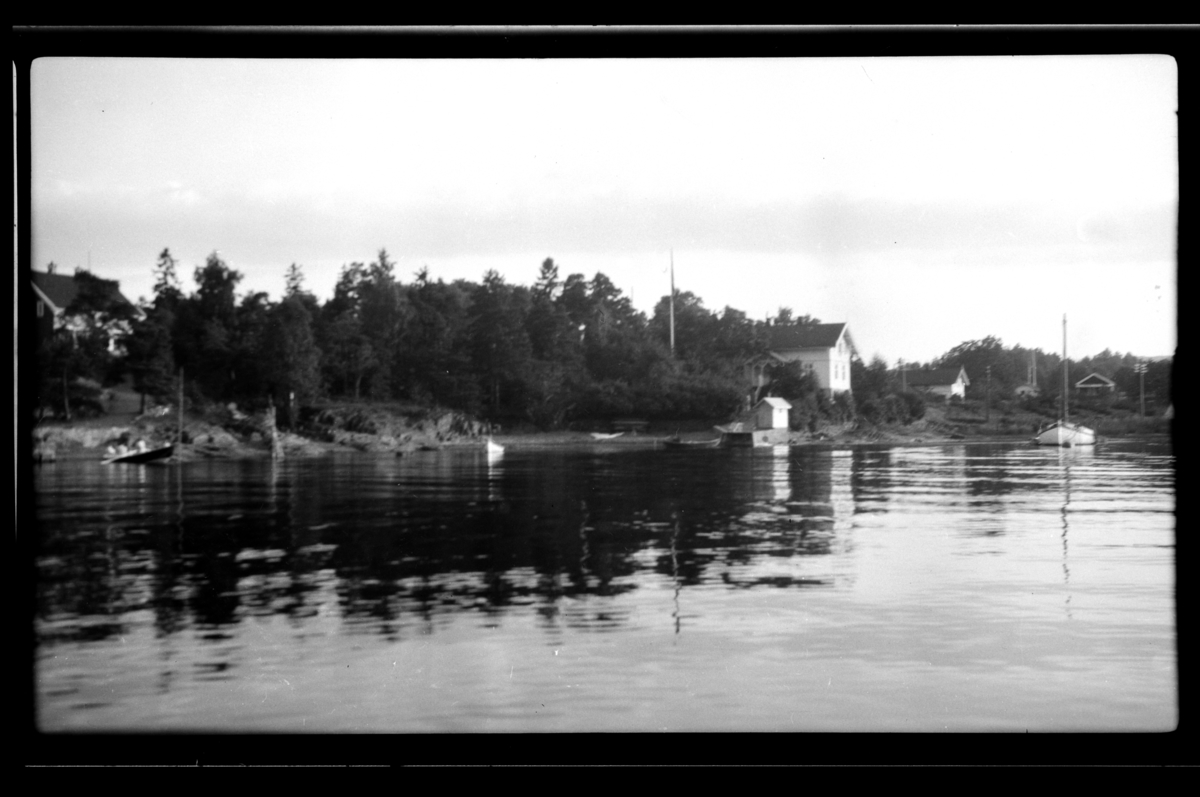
[29, 55, 1178, 364]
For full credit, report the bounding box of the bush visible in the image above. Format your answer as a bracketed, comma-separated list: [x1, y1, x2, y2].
[898, 390, 926, 422]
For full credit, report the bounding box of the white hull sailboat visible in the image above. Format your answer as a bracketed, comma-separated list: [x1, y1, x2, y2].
[1035, 314, 1096, 447]
[1035, 420, 1095, 447]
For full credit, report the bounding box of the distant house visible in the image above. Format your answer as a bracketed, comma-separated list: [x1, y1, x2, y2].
[905, 366, 970, 400]
[748, 322, 858, 398]
[32, 266, 139, 350]
[1075, 372, 1116, 395]
[1014, 383, 1041, 398]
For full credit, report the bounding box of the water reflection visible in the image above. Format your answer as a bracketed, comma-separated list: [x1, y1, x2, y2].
[38, 448, 864, 645]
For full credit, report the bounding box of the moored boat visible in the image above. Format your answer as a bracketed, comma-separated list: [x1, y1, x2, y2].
[101, 444, 174, 465]
[1034, 420, 1096, 447]
[662, 436, 722, 449]
[1034, 314, 1095, 447]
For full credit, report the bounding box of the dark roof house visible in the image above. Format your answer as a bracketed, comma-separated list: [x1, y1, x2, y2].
[32, 268, 139, 346]
[761, 322, 858, 396]
[768, 322, 857, 354]
[904, 366, 970, 399]
[1075, 372, 1116, 394]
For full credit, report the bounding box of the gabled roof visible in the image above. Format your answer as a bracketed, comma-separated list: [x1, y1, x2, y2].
[768, 323, 857, 355]
[905, 367, 969, 388]
[32, 270, 135, 314]
[756, 397, 792, 410]
[1076, 372, 1116, 388]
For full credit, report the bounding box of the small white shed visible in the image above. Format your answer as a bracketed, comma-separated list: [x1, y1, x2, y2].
[754, 397, 792, 430]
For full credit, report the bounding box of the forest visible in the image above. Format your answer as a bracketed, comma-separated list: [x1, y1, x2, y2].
[35, 248, 1174, 430]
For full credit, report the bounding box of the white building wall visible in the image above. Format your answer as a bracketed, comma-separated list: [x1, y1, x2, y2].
[775, 348, 852, 394]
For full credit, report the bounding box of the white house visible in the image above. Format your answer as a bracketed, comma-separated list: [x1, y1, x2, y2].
[905, 366, 970, 400]
[751, 322, 858, 397]
[754, 397, 792, 430]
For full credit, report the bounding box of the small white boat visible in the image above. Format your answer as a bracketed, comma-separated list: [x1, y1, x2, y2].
[1035, 314, 1095, 447]
[589, 432, 625, 440]
[485, 438, 505, 456]
[1035, 420, 1096, 447]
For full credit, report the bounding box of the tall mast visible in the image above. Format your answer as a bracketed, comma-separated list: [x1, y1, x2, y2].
[669, 249, 676, 356]
[1062, 314, 1069, 424]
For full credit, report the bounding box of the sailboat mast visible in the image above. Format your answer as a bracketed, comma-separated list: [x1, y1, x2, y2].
[1062, 314, 1069, 424]
[669, 249, 676, 356]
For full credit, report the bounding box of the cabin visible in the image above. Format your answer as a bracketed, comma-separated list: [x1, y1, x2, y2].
[32, 266, 139, 350]
[1075, 373, 1116, 395]
[754, 397, 791, 430]
[749, 322, 858, 398]
[905, 367, 970, 400]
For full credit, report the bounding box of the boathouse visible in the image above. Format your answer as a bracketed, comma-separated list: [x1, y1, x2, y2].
[755, 397, 791, 430]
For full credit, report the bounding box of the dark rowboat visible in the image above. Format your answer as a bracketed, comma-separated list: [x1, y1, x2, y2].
[661, 437, 722, 449]
[102, 444, 174, 465]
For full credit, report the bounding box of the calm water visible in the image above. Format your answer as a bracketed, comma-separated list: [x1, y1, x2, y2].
[33, 441, 1176, 732]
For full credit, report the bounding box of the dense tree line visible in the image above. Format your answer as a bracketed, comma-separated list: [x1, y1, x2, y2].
[37, 248, 1172, 428]
[41, 250, 821, 427]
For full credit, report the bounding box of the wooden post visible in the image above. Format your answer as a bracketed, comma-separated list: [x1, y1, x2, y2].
[266, 397, 282, 460]
[178, 367, 184, 444]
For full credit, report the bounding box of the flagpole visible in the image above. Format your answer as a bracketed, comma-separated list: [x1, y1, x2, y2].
[669, 249, 676, 356]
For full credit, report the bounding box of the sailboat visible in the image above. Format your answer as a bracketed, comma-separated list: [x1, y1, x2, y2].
[1034, 315, 1096, 447]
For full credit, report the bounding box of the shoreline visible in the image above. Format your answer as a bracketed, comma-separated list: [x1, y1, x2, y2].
[32, 414, 1171, 464]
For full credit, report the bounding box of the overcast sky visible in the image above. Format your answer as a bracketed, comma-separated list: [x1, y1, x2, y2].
[30, 55, 1177, 363]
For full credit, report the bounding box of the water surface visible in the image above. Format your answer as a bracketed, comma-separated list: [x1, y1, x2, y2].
[33, 441, 1176, 732]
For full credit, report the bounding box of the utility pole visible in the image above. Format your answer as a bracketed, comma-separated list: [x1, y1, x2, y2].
[985, 365, 991, 423]
[669, 249, 676, 357]
[1135, 361, 1147, 418]
[899, 359, 906, 392]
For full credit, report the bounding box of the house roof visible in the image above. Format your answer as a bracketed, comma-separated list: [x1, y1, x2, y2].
[1076, 372, 1116, 387]
[769, 323, 851, 352]
[32, 270, 135, 313]
[756, 397, 792, 410]
[905, 367, 969, 388]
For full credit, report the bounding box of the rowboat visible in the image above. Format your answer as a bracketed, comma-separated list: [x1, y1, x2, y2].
[1035, 314, 1095, 447]
[661, 436, 722, 449]
[102, 444, 174, 465]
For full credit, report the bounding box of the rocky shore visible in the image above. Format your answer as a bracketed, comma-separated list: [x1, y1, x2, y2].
[31, 402, 497, 463]
[36, 399, 1127, 466]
